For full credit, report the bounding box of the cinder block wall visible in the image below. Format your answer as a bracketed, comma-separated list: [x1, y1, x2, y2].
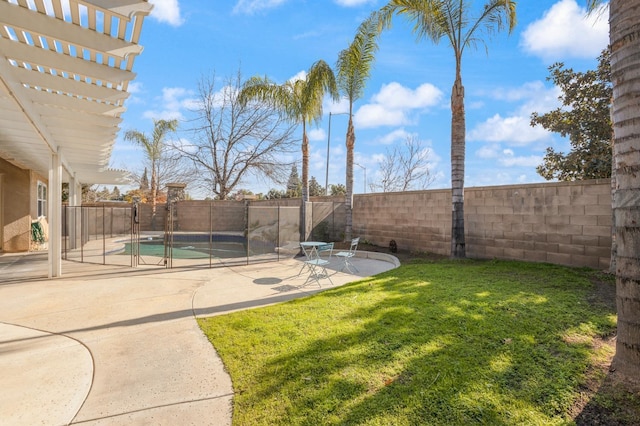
[77, 180, 612, 269]
[137, 203, 166, 232]
[464, 181, 612, 269]
[352, 189, 451, 256]
[352, 179, 613, 270]
[174, 200, 246, 232]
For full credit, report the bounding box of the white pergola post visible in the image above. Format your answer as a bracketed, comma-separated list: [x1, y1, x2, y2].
[69, 174, 80, 206]
[1, 1, 153, 278]
[68, 173, 81, 250]
[48, 151, 62, 278]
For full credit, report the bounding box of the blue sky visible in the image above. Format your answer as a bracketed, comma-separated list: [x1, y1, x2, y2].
[111, 0, 609, 198]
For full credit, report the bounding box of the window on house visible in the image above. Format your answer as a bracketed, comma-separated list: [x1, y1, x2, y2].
[37, 181, 47, 218]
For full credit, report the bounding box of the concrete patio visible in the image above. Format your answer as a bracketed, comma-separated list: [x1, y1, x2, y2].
[0, 251, 398, 425]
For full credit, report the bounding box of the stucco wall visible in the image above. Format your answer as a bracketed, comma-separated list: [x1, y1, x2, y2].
[0, 158, 32, 252]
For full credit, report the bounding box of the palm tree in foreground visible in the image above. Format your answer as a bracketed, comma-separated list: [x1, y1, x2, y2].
[337, 13, 380, 241]
[239, 61, 339, 238]
[371, 0, 516, 258]
[124, 119, 178, 220]
[587, 0, 640, 383]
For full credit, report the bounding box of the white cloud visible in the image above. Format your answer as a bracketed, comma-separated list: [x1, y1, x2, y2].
[173, 137, 198, 155]
[499, 149, 543, 167]
[127, 81, 143, 94]
[469, 114, 550, 145]
[289, 70, 307, 83]
[500, 155, 543, 167]
[469, 81, 559, 146]
[149, 0, 183, 26]
[334, 0, 376, 7]
[233, 0, 288, 15]
[521, 0, 608, 61]
[476, 144, 501, 159]
[474, 144, 543, 168]
[371, 82, 442, 110]
[143, 86, 196, 120]
[355, 104, 408, 128]
[308, 128, 326, 142]
[324, 98, 350, 115]
[377, 128, 412, 145]
[488, 81, 550, 102]
[355, 82, 443, 128]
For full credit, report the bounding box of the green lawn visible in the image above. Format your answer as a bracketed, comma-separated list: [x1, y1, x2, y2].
[198, 259, 618, 425]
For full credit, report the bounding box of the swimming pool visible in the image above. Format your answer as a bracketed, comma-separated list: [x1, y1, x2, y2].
[120, 235, 274, 259]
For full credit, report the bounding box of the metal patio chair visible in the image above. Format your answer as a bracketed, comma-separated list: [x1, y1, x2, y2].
[335, 237, 359, 273]
[302, 242, 334, 287]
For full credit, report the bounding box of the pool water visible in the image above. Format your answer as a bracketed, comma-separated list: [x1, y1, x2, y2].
[121, 240, 249, 259]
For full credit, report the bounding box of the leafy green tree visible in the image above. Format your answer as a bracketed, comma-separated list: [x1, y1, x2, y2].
[82, 184, 98, 203]
[229, 189, 255, 200]
[239, 60, 339, 235]
[111, 186, 121, 201]
[337, 15, 379, 239]
[140, 167, 149, 191]
[330, 184, 346, 196]
[97, 186, 110, 200]
[532, 49, 612, 181]
[124, 119, 178, 217]
[124, 188, 147, 204]
[308, 176, 324, 196]
[286, 165, 301, 198]
[369, 0, 517, 258]
[266, 188, 286, 199]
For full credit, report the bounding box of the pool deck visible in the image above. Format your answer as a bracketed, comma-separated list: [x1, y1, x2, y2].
[0, 247, 399, 425]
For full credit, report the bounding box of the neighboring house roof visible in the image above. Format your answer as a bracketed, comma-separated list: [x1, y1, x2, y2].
[0, 0, 152, 185]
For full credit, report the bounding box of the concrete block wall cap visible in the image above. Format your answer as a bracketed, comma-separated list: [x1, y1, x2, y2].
[353, 251, 401, 268]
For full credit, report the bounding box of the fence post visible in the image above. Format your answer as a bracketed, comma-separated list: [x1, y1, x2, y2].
[102, 204, 106, 265]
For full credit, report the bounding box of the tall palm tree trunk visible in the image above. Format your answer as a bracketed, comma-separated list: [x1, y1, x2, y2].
[345, 117, 355, 241]
[450, 71, 466, 258]
[301, 124, 309, 239]
[151, 164, 157, 230]
[610, 0, 640, 380]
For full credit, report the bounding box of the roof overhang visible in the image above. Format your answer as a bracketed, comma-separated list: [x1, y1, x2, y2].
[0, 0, 152, 185]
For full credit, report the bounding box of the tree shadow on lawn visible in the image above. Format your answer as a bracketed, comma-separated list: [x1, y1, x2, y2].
[235, 261, 617, 425]
[574, 369, 640, 425]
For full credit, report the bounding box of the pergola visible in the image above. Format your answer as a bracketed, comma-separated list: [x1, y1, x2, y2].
[0, 0, 152, 276]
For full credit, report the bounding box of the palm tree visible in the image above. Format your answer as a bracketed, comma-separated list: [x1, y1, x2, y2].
[370, 0, 516, 258]
[587, 0, 640, 382]
[336, 13, 380, 241]
[239, 60, 339, 238]
[124, 119, 178, 221]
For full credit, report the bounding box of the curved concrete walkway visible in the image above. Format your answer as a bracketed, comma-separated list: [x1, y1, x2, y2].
[0, 252, 398, 425]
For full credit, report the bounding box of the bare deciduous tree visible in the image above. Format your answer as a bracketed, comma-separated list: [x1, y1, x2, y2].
[371, 135, 434, 193]
[128, 148, 195, 196]
[174, 69, 298, 200]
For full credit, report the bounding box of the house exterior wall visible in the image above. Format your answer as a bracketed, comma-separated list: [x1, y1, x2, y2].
[0, 158, 34, 252]
[29, 171, 47, 219]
